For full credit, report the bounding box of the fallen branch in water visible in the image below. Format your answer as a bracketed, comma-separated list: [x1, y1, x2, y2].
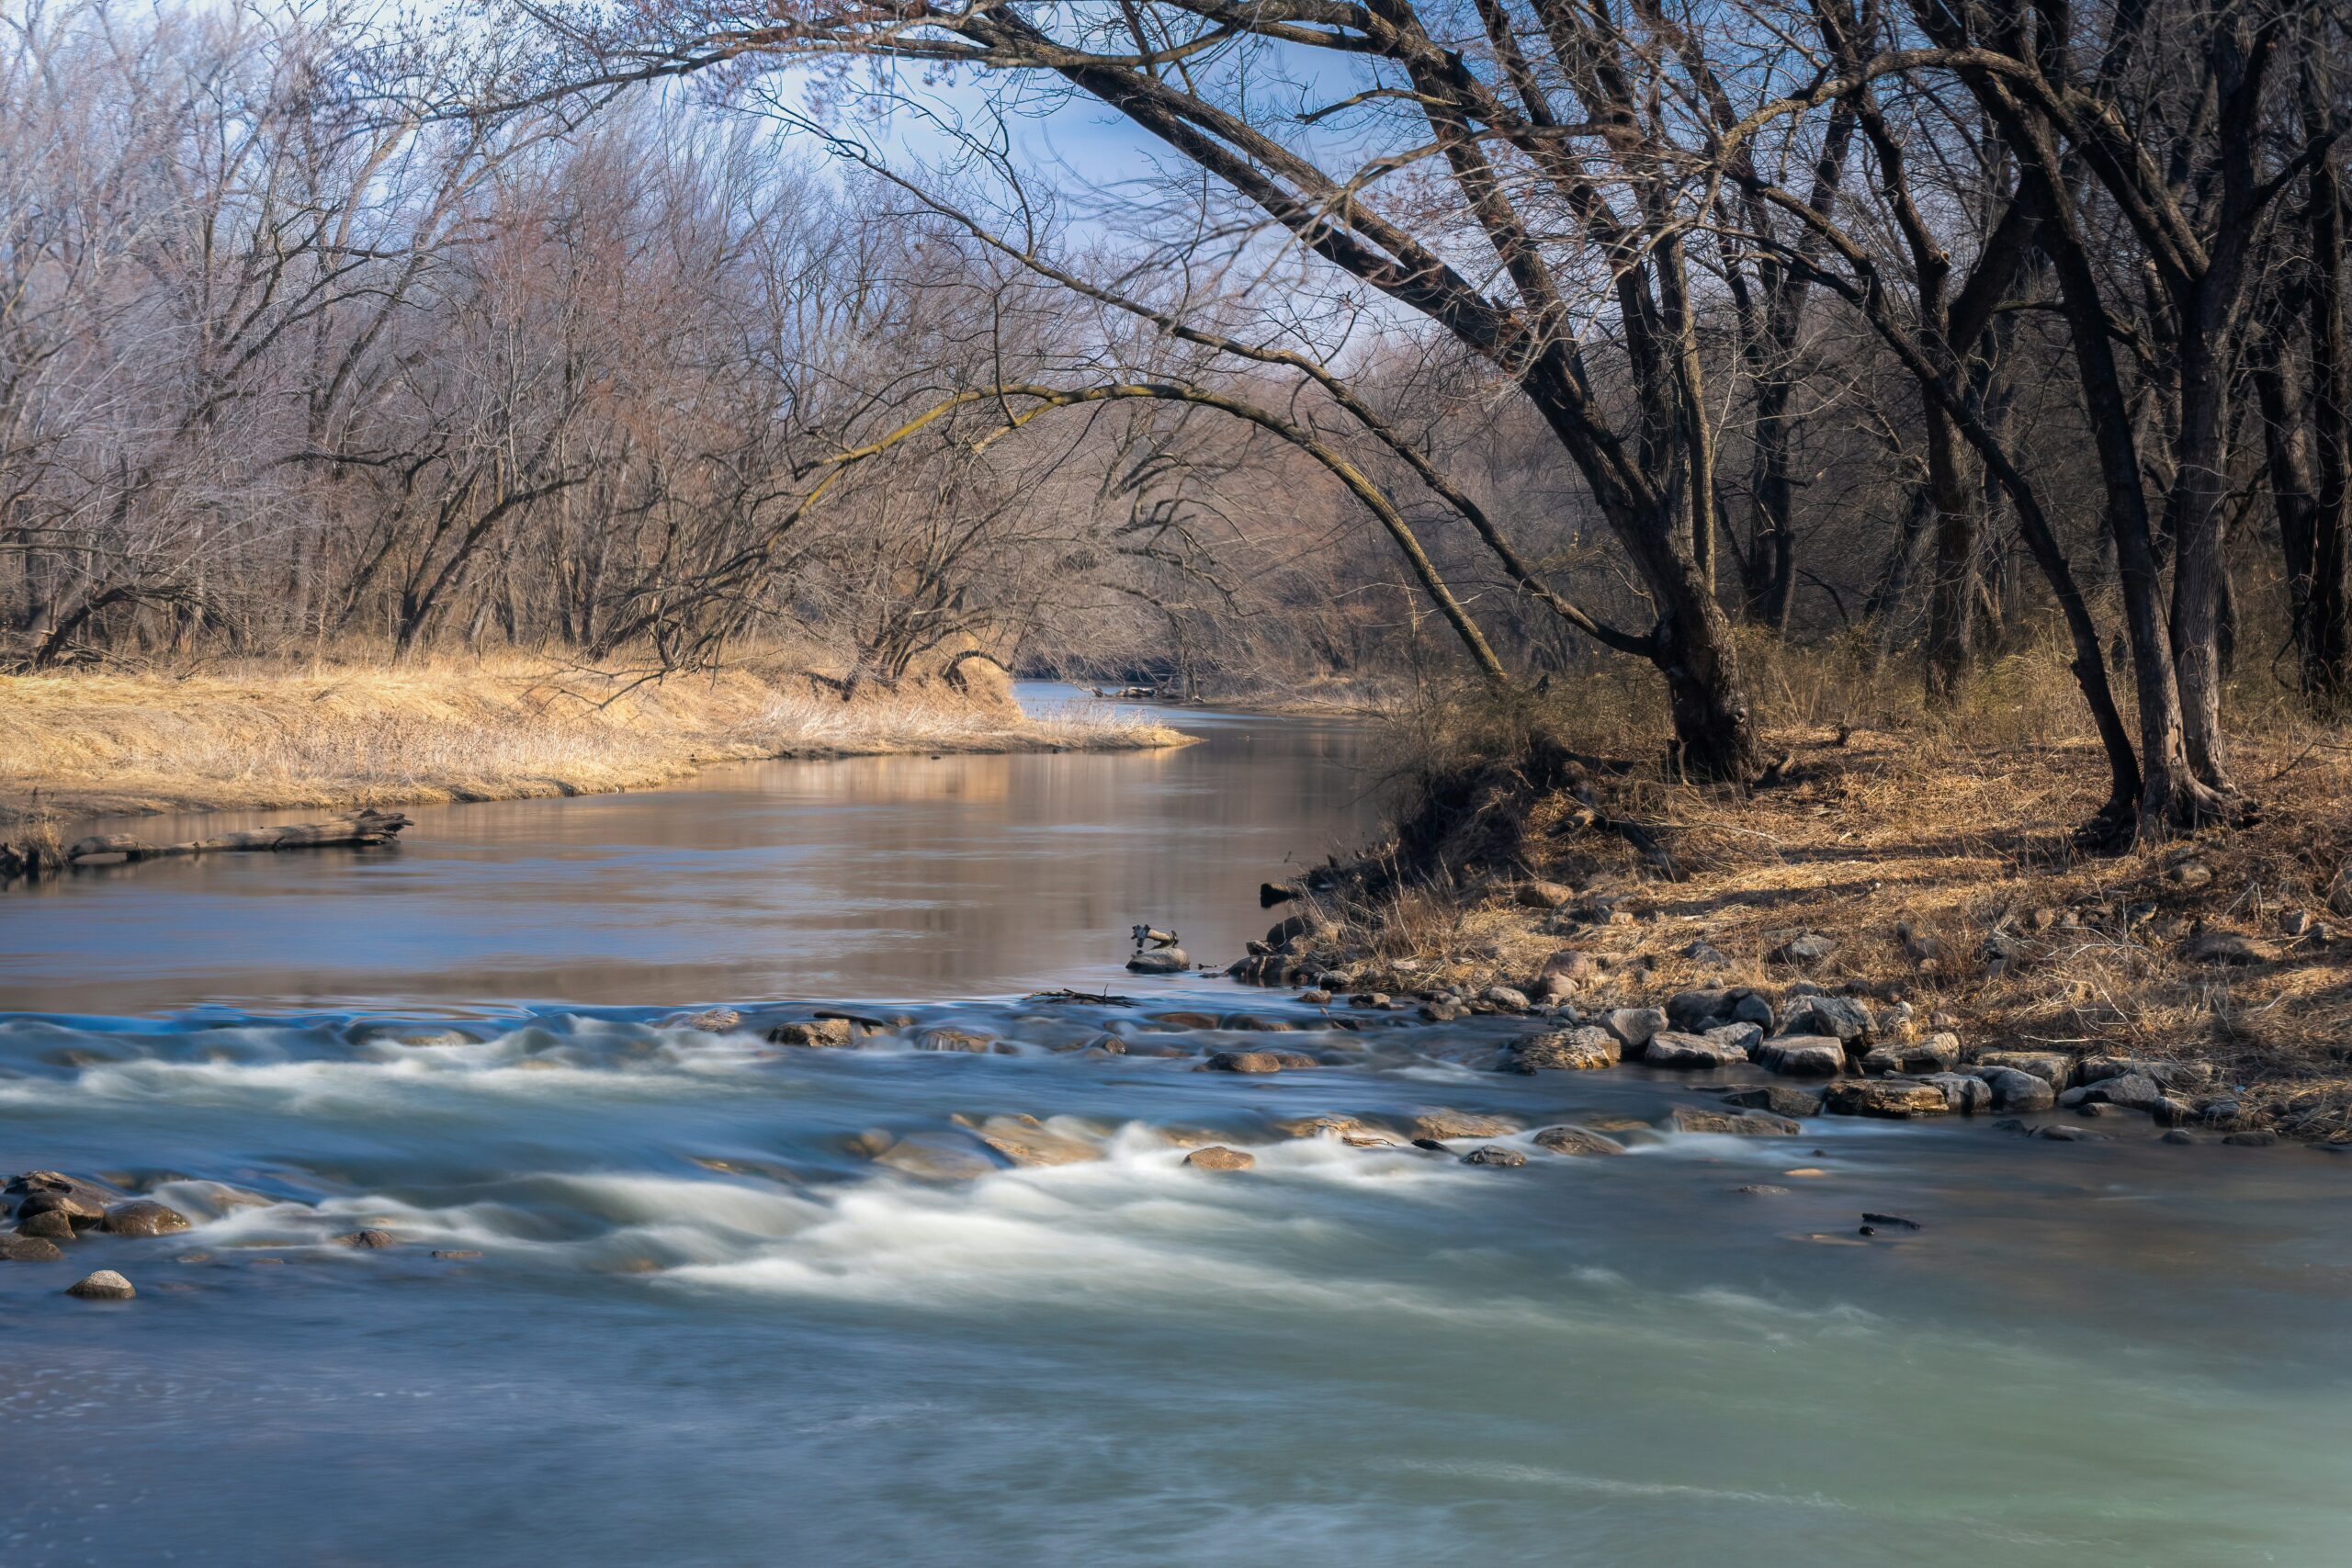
[4, 809, 415, 882]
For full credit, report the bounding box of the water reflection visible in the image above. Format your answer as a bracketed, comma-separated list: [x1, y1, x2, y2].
[0, 687, 1389, 1014]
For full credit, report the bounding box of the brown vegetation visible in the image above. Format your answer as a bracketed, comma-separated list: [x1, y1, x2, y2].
[0, 653, 1182, 826]
[1282, 647, 2352, 1138]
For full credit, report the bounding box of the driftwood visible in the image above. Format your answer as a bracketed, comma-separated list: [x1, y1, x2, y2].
[60, 808, 414, 866]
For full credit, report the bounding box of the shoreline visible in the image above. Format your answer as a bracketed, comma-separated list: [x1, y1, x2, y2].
[0, 657, 1189, 829]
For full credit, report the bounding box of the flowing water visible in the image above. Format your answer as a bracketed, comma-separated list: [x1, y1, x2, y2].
[3, 687, 2347, 1566]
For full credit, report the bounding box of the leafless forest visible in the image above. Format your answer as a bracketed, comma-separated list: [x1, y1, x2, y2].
[5, 0, 2347, 835]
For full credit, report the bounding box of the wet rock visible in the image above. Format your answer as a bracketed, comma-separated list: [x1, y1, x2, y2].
[1973, 1050, 2075, 1090]
[1753, 1033, 1846, 1077]
[66, 1269, 135, 1300]
[1770, 931, 1839, 967]
[1461, 1145, 1528, 1168]
[102, 1201, 192, 1238]
[1409, 1111, 1522, 1141]
[1668, 1107, 1804, 1136]
[1419, 999, 1467, 1023]
[1153, 1011, 1222, 1031]
[1861, 1035, 1961, 1076]
[1480, 986, 1532, 1012]
[432, 1249, 485, 1259]
[971, 1116, 1101, 1168]
[1823, 1079, 1951, 1118]
[1781, 994, 1872, 1043]
[665, 1009, 741, 1033]
[913, 1027, 998, 1055]
[391, 1030, 471, 1048]
[1721, 1085, 1824, 1118]
[1184, 1146, 1255, 1171]
[6, 1171, 119, 1225]
[1510, 1027, 1620, 1072]
[1601, 1006, 1668, 1054]
[17, 1209, 77, 1240]
[1516, 880, 1576, 909]
[1273, 1113, 1385, 1140]
[2181, 931, 2264, 965]
[872, 1134, 1001, 1180]
[1667, 989, 1734, 1031]
[1219, 1014, 1295, 1032]
[1920, 1072, 1992, 1115]
[1973, 1066, 2057, 1112]
[1125, 947, 1191, 975]
[2222, 1130, 2280, 1147]
[766, 1018, 859, 1048]
[1199, 1049, 1317, 1074]
[1645, 1031, 1749, 1068]
[0, 1234, 65, 1261]
[1531, 1125, 1625, 1157]
[334, 1228, 399, 1249]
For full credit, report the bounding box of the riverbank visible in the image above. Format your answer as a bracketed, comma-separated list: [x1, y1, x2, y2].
[1237, 719, 2352, 1144]
[0, 655, 1185, 826]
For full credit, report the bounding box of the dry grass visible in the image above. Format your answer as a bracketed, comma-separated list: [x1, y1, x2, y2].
[1302, 646, 2352, 1139]
[0, 652, 1185, 826]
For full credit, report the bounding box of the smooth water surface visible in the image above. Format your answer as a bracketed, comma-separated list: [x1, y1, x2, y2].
[3, 689, 2347, 1567]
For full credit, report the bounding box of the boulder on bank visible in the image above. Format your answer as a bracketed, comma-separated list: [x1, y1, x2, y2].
[1781, 994, 1872, 1043]
[1752, 1034, 1847, 1077]
[1644, 1031, 1750, 1068]
[1824, 1079, 1951, 1118]
[1532, 1125, 1626, 1156]
[1184, 1146, 1255, 1171]
[1272, 1113, 1385, 1141]
[1510, 1027, 1620, 1072]
[1919, 1072, 1992, 1114]
[1973, 1065, 2056, 1111]
[1972, 1050, 2074, 1090]
[1601, 1007, 1668, 1054]
[2061, 1073, 2168, 1113]
[1861, 1034, 1961, 1076]
[1667, 988, 1734, 1031]
[1125, 947, 1191, 975]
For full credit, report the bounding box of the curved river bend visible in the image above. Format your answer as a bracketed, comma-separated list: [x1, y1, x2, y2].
[3, 688, 2346, 1566]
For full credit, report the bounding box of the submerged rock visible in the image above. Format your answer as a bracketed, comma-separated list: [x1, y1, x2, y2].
[1668, 1107, 1804, 1136]
[334, 1228, 399, 1249]
[765, 1018, 859, 1048]
[1721, 1085, 1825, 1118]
[1199, 1049, 1317, 1074]
[1183, 1146, 1255, 1171]
[1460, 1145, 1528, 1168]
[102, 1201, 192, 1238]
[913, 1027, 999, 1055]
[1408, 1111, 1522, 1141]
[971, 1115, 1101, 1168]
[66, 1269, 135, 1300]
[871, 1134, 1001, 1181]
[1531, 1125, 1625, 1157]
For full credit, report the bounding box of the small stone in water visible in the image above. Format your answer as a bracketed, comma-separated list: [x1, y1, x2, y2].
[334, 1228, 399, 1249]
[1183, 1146, 1254, 1171]
[67, 1269, 135, 1300]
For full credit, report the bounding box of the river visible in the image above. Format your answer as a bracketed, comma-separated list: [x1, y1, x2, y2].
[3, 686, 2347, 1566]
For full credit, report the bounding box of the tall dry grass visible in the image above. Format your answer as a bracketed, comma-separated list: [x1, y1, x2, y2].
[0, 653, 1183, 824]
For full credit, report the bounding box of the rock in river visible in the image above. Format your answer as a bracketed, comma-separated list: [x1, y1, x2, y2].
[1183, 1146, 1255, 1171]
[334, 1228, 400, 1249]
[1602, 1007, 1669, 1053]
[971, 1115, 1101, 1167]
[0, 1234, 65, 1262]
[765, 1018, 859, 1048]
[1721, 1085, 1824, 1118]
[17, 1209, 78, 1240]
[1510, 1027, 1619, 1072]
[1752, 1033, 1848, 1077]
[1125, 947, 1191, 975]
[1461, 1145, 1528, 1168]
[103, 1201, 192, 1238]
[1823, 1079, 1951, 1118]
[1200, 1049, 1317, 1074]
[1668, 1107, 1804, 1136]
[1531, 1125, 1625, 1157]
[1409, 1111, 1523, 1141]
[67, 1270, 136, 1300]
